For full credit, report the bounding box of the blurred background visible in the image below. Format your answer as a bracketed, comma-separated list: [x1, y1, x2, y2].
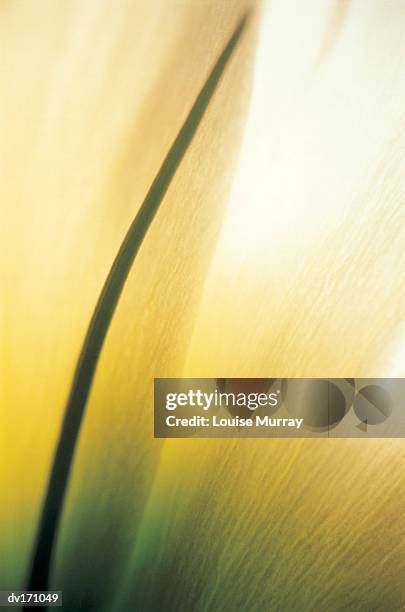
[1, 1, 404, 610]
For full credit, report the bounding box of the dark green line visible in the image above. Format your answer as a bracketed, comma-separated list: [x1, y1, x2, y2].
[27, 14, 249, 593]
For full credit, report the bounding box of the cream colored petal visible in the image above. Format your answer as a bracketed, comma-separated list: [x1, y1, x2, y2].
[110, 1, 405, 610]
[0, 0, 257, 589]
